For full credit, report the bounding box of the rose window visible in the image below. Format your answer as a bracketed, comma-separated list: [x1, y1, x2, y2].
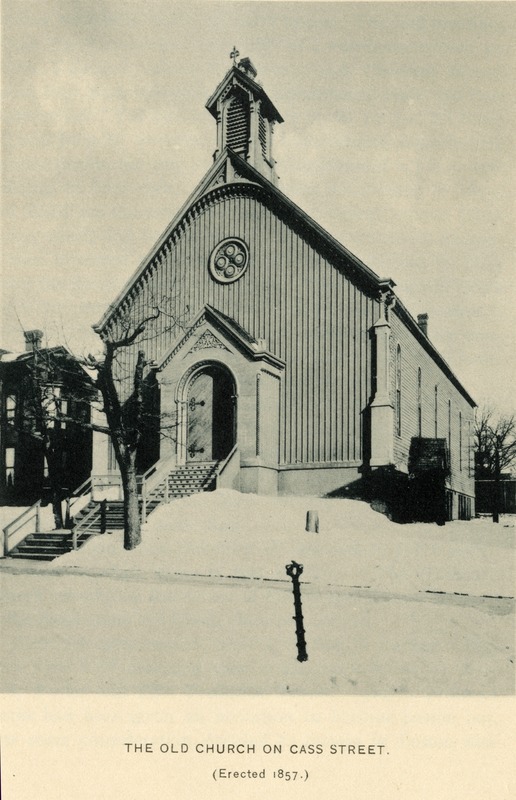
[209, 238, 249, 283]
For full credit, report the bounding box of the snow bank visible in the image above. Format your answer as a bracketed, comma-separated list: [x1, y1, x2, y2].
[59, 491, 514, 597]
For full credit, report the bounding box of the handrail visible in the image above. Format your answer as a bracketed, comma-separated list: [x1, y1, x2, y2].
[2, 501, 42, 557]
[71, 501, 103, 551]
[215, 445, 238, 480]
[70, 477, 92, 498]
[139, 460, 161, 484]
[211, 444, 238, 489]
[66, 477, 93, 526]
[139, 454, 177, 522]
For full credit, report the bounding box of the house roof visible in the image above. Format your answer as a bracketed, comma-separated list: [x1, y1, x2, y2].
[0, 345, 96, 387]
[0, 345, 68, 364]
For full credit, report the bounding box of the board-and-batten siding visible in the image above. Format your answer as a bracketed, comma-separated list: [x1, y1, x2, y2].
[104, 187, 376, 467]
[390, 313, 475, 498]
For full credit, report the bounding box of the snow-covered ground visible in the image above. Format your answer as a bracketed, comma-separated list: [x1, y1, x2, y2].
[0, 492, 514, 694]
[59, 490, 514, 597]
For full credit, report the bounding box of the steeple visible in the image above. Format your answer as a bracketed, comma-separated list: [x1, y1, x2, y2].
[205, 52, 284, 185]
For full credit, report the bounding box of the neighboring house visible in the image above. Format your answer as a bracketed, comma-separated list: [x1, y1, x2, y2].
[0, 330, 92, 506]
[92, 56, 476, 519]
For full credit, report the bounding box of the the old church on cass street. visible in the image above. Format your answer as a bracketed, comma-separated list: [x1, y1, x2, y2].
[93, 54, 476, 520]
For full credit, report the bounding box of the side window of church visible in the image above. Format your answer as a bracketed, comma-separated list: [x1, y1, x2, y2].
[459, 411, 462, 471]
[396, 345, 401, 436]
[434, 385, 438, 437]
[417, 367, 422, 437]
[448, 399, 452, 453]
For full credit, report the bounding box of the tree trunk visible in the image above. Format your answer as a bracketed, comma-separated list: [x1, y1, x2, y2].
[51, 490, 64, 530]
[44, 444, 64, 529]
[121, 451, 141, 550]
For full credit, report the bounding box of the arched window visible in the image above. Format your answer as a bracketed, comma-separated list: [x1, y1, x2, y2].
[396, 344, 402, 436]
[468, 420, 472, 476]
[417, 367, 422, 437]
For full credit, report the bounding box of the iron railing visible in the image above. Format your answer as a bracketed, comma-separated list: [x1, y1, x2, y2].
[2, 501, 42, 557]
[139, 455, 177, 522]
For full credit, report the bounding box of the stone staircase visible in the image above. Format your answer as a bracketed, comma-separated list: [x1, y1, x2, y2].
[7, 531, 88, 562]
[7, 461, 219, 562]
[150, 462, 218, 502]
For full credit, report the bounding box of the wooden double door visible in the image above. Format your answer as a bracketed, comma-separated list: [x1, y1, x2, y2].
[186, 366, 236, 462]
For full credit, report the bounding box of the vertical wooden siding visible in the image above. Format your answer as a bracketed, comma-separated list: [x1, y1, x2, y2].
[104, 190, 376, 466]
[390, 314, 475, 497]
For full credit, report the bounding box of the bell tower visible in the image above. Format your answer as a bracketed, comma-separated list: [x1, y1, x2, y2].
[205, 50, 284, 185]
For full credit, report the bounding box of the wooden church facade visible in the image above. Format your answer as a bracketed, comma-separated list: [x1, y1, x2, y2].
[93, 57, 476, 517]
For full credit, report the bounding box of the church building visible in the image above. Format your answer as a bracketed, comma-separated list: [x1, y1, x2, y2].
[92, 56, 476, 519]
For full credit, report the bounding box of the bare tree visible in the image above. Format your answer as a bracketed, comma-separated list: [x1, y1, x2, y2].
[80, 297, 188, 550]
[83, 316, 158, 550]
[10, 292, 187, 549]
[474, 406, 516, 522]
[9, 342, 94, 528]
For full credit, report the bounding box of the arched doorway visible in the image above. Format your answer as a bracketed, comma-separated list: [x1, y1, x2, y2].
[186, 365, 236, 462]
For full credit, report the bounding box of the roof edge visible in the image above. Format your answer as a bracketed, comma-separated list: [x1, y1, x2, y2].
[93, 152, 236, 333]
[393, 298, 476, 408]
[205, 65, 283, 123]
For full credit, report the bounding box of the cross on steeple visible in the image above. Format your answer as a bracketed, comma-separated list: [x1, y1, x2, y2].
[230, 46, 240, 66]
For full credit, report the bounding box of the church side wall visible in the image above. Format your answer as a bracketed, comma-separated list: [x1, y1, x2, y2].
[389, 312, 475, 506]
[103, 189, 377, 477]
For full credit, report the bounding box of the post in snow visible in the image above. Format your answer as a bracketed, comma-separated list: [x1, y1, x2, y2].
[285, 560, 308, 662]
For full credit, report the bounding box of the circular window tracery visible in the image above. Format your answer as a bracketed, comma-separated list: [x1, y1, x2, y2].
[209, 238, 249, 283]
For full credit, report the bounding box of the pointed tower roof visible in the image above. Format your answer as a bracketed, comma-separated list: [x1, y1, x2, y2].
[205, 57, 284, 123]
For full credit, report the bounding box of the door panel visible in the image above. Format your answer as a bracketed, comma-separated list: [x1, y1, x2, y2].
[186, 367, 236, 463]
[187, 373, 214, 461]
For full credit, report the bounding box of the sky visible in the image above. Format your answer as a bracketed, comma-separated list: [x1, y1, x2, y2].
[1, 1, 515, 410]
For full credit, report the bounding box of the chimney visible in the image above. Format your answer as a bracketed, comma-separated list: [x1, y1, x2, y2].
[238, 57, 258, 79]
[417, 314, 429, 338]
[24, 329, 44, 351]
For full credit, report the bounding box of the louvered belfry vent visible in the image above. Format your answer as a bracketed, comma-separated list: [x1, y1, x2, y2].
[226, 92, 250, 157]
[259, 113, 267, 159]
